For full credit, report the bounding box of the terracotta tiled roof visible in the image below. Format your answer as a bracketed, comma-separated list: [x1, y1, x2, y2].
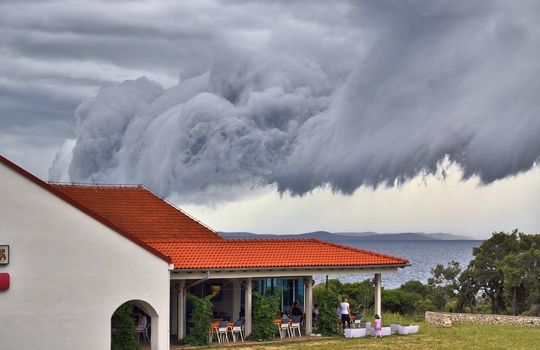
[50, 184, 224, 243]
[2, 155, 410, 271]
[150, 239, 409, 269]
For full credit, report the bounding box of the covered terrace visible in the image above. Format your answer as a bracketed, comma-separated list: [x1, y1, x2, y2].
[157, 238, 410, 339]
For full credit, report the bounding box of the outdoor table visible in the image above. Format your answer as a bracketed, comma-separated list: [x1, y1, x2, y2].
[274, 318, 292, 325]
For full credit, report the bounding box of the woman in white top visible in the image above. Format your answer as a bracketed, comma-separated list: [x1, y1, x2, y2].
[339, 297, 351, 332]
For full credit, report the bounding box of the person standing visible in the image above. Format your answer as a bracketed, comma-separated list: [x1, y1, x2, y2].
[374, 314, 382, 338]
[312, 304, 319, 327]
[339, 297, 351, 332]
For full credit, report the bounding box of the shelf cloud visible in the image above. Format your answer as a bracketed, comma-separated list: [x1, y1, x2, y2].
[49, 1, 540, 204]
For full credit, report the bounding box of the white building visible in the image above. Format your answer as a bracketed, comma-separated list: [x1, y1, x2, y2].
[0, 155, 409, 349]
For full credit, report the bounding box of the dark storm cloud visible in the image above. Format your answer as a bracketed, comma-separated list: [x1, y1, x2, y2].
[4, 1, 538, 203]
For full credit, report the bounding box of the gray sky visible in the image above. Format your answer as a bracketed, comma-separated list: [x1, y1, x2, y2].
[1, 1, 539, 239]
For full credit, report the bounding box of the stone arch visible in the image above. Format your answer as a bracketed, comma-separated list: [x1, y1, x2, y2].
[111, 299, 160, 349]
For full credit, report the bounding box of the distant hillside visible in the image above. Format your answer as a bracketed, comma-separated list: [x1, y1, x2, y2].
[218, 231, 475, 241]
[334, 231, 475, 240]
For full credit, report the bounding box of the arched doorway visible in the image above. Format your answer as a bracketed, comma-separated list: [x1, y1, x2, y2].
[111, 299, 159, 350]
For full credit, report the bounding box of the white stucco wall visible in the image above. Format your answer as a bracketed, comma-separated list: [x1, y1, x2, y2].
[0, 162, 171, 349]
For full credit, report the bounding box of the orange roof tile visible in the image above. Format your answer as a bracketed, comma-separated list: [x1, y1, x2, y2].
[50, 184, 224, 244]
[151, 238, 409, 269]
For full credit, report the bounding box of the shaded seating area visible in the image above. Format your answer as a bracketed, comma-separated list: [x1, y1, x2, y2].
[209, 319, 245, 343]
[170, 246, 409, 343]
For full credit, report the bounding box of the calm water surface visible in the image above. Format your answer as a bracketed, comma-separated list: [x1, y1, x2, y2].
[313, 240, 483, 290]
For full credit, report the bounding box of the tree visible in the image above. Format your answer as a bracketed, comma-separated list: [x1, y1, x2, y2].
[342, 279, 374, 313]
[455, 268, 480, 313]
[428, 260, 461, 311]
[502, 246, 540, 315]
[513, 233, 540, 315]
[468, 230, 520, 314]
[520, 249, 540, 314]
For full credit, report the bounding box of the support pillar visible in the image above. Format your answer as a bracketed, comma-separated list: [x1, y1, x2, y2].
[374, 273, 381, 316]
[232, 279, 241, 321]
[245, 278, 252, 337]
[177, 280, 186, 340]
[305, 276, 313, 335]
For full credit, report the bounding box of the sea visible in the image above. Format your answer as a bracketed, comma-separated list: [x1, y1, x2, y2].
[312, 240, 484, 290]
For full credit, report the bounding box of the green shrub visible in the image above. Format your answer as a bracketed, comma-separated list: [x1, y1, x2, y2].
[382, 289, 422, 315]
[183, 293, 214, 346]
[316, 289, 341, 337]
[248, 287, 283, 341]
[111, 302, 140, 350]
[400, 280, 429, 297]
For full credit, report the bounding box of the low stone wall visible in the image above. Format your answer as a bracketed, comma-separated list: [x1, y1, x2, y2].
[425, 311, 540, 327]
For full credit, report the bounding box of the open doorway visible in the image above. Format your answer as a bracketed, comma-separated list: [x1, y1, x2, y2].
[111, 299, 158, 349]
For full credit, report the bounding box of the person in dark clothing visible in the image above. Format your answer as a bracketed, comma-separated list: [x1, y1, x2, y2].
[290, 300, 304, 325]
[291, 300, 303, 316]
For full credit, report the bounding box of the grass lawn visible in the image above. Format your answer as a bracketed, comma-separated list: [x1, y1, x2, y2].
[227, 321, 540, 350]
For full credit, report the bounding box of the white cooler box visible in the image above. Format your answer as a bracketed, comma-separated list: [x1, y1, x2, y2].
[398, 325, 419, 335]
[344, 328, 366, 338]
[390, 324, 401, 334]
[359, 321, 371, 329]
[370, 326, 391, 337]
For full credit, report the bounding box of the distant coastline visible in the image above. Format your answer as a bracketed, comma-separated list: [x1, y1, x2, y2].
[218, 231, 477, 242]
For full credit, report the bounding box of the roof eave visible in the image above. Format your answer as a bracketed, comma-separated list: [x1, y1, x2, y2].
[170, 263, 410, 279]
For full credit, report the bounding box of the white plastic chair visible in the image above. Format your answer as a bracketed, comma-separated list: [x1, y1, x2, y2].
[217, 321, 229, 343]
[230, 320, 244, 342]
[137, 326, 149, 342]
[290, 315, 302, 337]
[353, 314, 363, 328]
[209, 323, 219, 343]
[279, 317, 292, 339]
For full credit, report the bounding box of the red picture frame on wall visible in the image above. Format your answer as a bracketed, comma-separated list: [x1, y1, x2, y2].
[0, 273, 9, 291]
